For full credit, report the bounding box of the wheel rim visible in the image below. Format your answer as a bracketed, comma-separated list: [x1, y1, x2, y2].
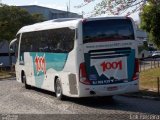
[23, 75, 26, 83]
[56, 79, 62, 97]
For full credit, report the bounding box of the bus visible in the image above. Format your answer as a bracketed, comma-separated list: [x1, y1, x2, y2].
[11, 17, 139, 99]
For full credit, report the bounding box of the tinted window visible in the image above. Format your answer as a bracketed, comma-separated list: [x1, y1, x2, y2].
[21, 32, 38, 53]
[15, 34, 20, 51]
[83, 19, 134, 43]
[12, 34, 20, 57]
[20, 28, 75, 53]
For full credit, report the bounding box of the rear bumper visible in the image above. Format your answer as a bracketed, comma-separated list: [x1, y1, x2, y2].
[77, 80, 139, 97]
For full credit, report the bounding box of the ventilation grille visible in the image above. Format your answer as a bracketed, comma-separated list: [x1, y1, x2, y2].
[68, 74, 78, 95]
[89, 48, 131, 59]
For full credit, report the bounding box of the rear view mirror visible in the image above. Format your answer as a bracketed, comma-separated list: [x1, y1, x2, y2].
[9, 39, 17, 52]
[10, 46, 14, 52]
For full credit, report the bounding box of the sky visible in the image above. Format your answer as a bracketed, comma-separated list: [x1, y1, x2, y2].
[1, 0, 140, 21]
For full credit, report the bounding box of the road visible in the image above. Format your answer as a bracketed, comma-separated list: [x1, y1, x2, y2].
[0, 78, 160, 120]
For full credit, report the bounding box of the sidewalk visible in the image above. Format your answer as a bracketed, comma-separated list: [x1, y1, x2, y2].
[123, 90, 160, 101]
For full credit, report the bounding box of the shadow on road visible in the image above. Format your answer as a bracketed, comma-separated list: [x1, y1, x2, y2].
[29, 86, 160, 115]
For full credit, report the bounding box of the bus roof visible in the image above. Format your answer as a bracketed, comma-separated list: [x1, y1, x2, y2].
[17, 18, 81, 34]
[17, 16, 133, 35]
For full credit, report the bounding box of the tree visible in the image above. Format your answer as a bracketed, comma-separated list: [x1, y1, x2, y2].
[75, 0, 160, 16]
[0, 4, 44, 41]
[140, 1, 160, 48]
[31, 13, 44, 23]
[75, 0, 146, 16]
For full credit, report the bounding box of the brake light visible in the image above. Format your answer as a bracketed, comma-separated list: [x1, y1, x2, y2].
[82, 19, 87, 24]
[126, 16, 131, 19]
[132, 59, 139, 80]
[79, 63, 91, 85]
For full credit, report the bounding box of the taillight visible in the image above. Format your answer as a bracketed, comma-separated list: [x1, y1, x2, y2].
[79, 63, 91, 85]
[82, 19, 87, 23]
[126, 16, 131, 19]
[132, 59, 139, 80]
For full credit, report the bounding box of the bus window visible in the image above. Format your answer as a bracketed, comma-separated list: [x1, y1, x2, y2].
[83, 19, 134, 43]
[20, 28, 75, 53]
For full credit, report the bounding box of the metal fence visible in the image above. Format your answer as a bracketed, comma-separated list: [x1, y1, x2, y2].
[139, 59, 160, 72]
[139, 58, 160, 95]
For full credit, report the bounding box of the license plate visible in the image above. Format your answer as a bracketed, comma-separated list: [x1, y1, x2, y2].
[107, 86, 118, 91]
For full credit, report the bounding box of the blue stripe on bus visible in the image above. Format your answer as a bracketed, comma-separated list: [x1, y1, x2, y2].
[127, 49, 135, 81]
[29, 52, 68, 88]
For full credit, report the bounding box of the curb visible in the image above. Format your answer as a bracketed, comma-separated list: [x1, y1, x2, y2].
[122, 94, 160, 101]
[0, 77, 16, 81]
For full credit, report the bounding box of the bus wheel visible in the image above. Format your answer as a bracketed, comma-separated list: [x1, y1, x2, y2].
[22, 73, 31, 89]
[55, 78, 63, 100]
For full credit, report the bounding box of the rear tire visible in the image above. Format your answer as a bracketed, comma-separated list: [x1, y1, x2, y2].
[55, 78, 63, 100]
[22, 73, 31, 89]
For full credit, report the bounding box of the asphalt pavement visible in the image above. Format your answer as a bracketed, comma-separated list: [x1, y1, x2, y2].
[0, 78, 160, 120]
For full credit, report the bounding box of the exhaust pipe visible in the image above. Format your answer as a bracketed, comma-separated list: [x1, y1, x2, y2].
[90, 91, 96, 95]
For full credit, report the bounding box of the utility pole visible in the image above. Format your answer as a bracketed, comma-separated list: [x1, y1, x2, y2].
[82, 11, 84, 18]
[68, 0, 70, 12]
[67, 0, 70, 18]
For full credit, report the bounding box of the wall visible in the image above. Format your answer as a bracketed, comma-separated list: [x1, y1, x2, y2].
[0, 40, 16, 67]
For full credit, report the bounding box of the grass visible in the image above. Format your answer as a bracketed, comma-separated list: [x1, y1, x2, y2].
[140, 67, 160, 91]
[129, 67, 160, 98]
[0, 70, 15, 80]
[0, 71, 10, 76]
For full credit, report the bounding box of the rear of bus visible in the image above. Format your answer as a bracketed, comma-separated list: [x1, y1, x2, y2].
[78, 17, 139, 97]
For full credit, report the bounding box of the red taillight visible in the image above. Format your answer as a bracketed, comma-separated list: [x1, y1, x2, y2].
[79, 63, 91, 85]
[82, 19, 87, 23]
[132, 59, 139, 80]
[126, 16, 131, 19]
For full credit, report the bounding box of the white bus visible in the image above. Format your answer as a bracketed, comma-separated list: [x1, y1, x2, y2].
[11, 17, 139, 99]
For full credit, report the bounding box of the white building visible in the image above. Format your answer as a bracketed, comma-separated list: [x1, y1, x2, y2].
[136, 29, 150, 58]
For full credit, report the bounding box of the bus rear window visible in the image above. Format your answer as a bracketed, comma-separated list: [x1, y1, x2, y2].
[83, 19, 134, 43]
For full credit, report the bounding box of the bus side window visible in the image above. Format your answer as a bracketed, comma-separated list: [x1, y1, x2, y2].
[20, 28, 75, 54]
[64, 28, 74, 52]
[15, 34, 20, 58]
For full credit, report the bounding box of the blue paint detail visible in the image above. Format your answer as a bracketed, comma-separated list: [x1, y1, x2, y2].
[29, 52, 68, 88]
[127, 49, 135, 81]
[84, 49, 135, 85]
[91, 55, 129, 59]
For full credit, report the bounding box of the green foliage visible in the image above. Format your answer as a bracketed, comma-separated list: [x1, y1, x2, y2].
[31, 13, 45, 23]
[143, 41, 149, 50]
[140, 2, 160, 48]
[0, 4, 44, 41]
[138, 41, 149, 53]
